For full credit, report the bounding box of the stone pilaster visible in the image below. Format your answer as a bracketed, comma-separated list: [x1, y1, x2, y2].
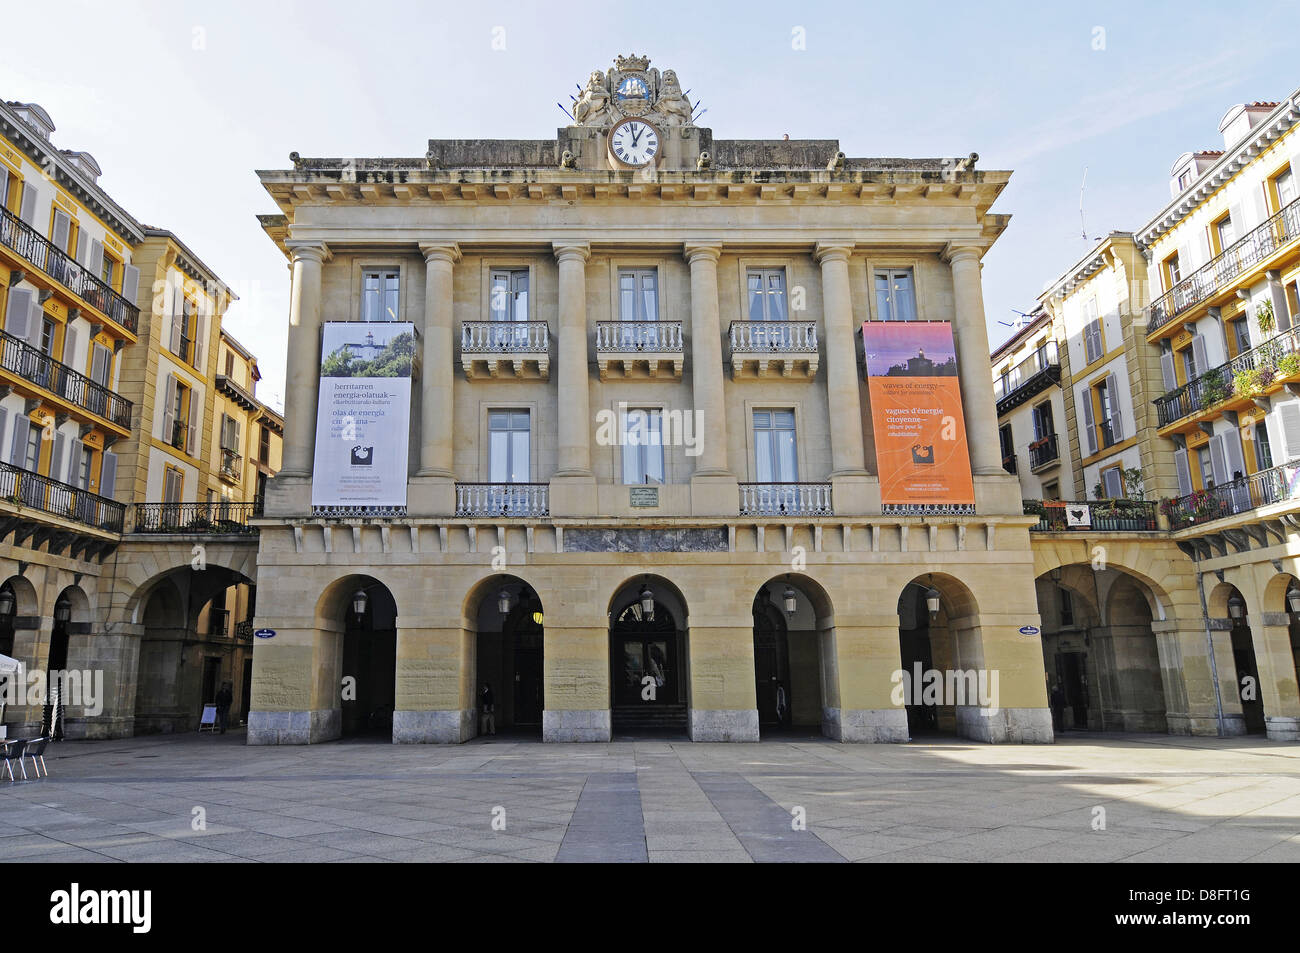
[1248, 615, 1300, 741]
[684, 241, 737, 515]
[409, 242, 460, 516]
[815, 243, 871, 514]
[549, 242, 597, 517]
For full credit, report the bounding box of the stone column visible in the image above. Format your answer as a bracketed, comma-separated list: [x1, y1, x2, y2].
[815, 243, 872, 514]
[824, 614, 910, 742]
[684, 242, 737, 515]
[945, 244, 1004, 477]
[1248, 614, 1300, 741]
[410, 242, 459, 516]
[267, 241, 329, 515]
[550, 242, 597, 516]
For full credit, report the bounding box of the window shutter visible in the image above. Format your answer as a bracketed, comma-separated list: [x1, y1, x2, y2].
[0, 408, 7, 466]
[1227, 204, 1243, 245]
[51, 210, 71, 252]
[1196, 230, 1212, 267]
[1174, 447, 1193, 496]
[4, 287, 33, 340]
[50, 432, 66, 484]
[99, 450, 117, 498]
[1209, 433, 1228, 487]
[0, 167, 7, 211]
[1191, 334, 1209, 377]
[1160, 351, 1176, 391]
[1080, 386, 1098, 455]
[1105, 373, 1123, 441]
[1278, 403, 1300, 461]
[75, 229, 87, 266]
[62, 327, 78, 371]
[87, 239, 104, 278]
[193, 312, 206, 370]
[187, 392, 199, 455]
[1224, 427, 1247, 481]
[121, 264, 140, 305]
[9, 415, 31, 467]
[170, 287, 184, 353]
[90, 343, 110, 386]
[18, 182, 36, 225]
[161, 374, 177, 441]
[1103, 467, 1124, 499]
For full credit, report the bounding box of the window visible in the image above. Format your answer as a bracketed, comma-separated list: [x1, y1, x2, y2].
[220, 414, 240, 451]
[1100, 465, 1123, 499]
[1164, 253, 1181, 290]
[1082, 299, 1103, 364]
[1213, 214, 1237, 255]
[225, 350, 236, 378]
[747, 268, 787, 321]
[23, 425, 40, 471]
[621, 408, 665, 485]
[1180, 345, 1198, 383]
[77, 445, 93, 490]
[1197, 446, 1214, 489]
[1094, 378, 1120, 448]
[875, 268, 916, 321]
[618, 268, 658, 322]
[488, 269, 529, 347]
[38, 317, 56, 355]
[999, 424, 1015, 472]
[488, 411, 530, 483]
[1229, 318, 1251, 357]
[259, 425, 271, 465]
[1273, 168, 1296, 211]
[163, 378, 191, 451]
[1059, 588, 1074, 626]
[1255, 420, 1274, 471]
[1032, 401, 1055, 440]
[753, 410, 798, 482]
[1042, 479, 1060, 500]
[100, 253, 117, 290]
[362, 269, 400, 322]
[163, 465, 183, 504]
[1176, 169, 1192, 191]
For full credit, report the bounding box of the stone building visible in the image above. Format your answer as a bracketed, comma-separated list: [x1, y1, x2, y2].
[0, 98, 279, 738]
[248, 55, 1053, 745]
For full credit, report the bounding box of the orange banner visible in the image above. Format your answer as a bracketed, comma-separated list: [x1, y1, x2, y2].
[863, 321, 974, 506]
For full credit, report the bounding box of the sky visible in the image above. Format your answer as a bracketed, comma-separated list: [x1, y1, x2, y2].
[2, 0, 1296, 410]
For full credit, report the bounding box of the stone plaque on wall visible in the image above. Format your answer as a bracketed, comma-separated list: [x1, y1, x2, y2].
[565, 527, 728, 553]
[629, 487, 659, 507]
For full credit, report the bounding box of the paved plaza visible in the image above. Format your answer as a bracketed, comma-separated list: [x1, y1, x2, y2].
[2, 731, 1299, 863]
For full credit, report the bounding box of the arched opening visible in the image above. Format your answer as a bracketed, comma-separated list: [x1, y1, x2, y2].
[897, 574, 981, 738]
[133, 565, 256, 735]
[751, 576, 827, 737]
[472, 575, 544, 737]
[337, 577, 398, 738]
[608, 575, 687, 735]
[1209, 583, 1265, 735]
[1280, 575, 1300, 715]
[1035, 565, 1169, 733]
[42, 586, 90, 739]
[0, 580, 18, 658]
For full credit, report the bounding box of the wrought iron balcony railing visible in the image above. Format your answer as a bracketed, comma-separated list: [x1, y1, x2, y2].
[219, 448, 242, 482]
[595, 320, 684, 352]
[0, 460, 125, 532]
[1025, 499, 1158, 532]
[1154, 325, 1300, 427]
[1028, 433, 1060, 470]
[1002, 454, 1018, 475]
[1162, 463, 1300, 530]
[1146, 197, 1300, 336]
[455, 482, 549, 517]
[0, 328, 132, 428]
[728, 320, 818, 353]
[132, 501, 259, 535]
[234, 620, 254, 641]
[460, 321, 549, 352]
[994, 342, 1060, 415]
[0, 205, 140, 333]
[738, 482, 833, 516]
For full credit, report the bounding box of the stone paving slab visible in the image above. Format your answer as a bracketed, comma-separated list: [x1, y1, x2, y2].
[2, 730, 1299, 862]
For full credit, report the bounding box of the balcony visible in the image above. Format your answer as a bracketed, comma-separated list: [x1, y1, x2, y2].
[219, 448, 242, 483]
[234, 619, 254, 641]
[1029, 434, 1060, 471]
[994, 342, 1060, 416]
[0, 206, 140, 335]
[1002, 453, 1018, 475]
[738, 482, 833, 516]
[455, 483, 549, 517]
[1154, 325, 1300, 430]
[728, 321, 819, 379]
[1025, 499, 1158, 532]
[0, 460, 125, 533]
[595, 320, 683, 381]
[132, 501, 258, 535]
[1146, 197, 1300, 337]
[460, 321, 549, 380]
[1161, 463, 1300, 530]
[0, 328, 132, 429]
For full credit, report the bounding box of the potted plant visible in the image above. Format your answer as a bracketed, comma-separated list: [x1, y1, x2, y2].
[1278, 352, 1300, 378]
[1256, 299, 1276, 335]
[1201, 370, 1229, 405]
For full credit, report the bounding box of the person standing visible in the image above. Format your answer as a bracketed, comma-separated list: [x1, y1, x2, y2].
[215, 681, 233, 734]
[480, 682, 496, 737]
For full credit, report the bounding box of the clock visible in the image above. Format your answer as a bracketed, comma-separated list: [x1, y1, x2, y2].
[608, 118, 660, 168]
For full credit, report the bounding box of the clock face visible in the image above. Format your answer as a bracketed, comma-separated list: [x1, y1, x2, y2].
[609, 120, 659, 167]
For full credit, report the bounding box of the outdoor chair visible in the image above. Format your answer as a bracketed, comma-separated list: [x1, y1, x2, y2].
[23, 736, 48, 778]
[3, 739, 28, 781]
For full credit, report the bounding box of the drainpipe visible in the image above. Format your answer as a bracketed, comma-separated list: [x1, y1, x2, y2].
[1194, 566, 1227, 737]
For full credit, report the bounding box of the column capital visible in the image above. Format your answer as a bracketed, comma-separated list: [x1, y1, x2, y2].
[552, 241, 591, 264]
[942, 242, 984, 266]
[683, 241, 723, 265]
[813, 242, 854, 265]
[420, 242, 461, 265]
[284, 240, 332, 264]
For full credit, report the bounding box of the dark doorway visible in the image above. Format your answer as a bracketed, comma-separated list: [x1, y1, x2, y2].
[1056, 651, 1089, 730]
[0, 582, 15, 657]
[610, 587, 686, 734]
[340, 583, 398, 737]
[474, 579, 544, 735]
[505, 596, 544, 728]
[240, 657, 253, 726]
[752, 591, 790, 728]
[1230, 624, 1267, 734]
[200, 657, 221, 711]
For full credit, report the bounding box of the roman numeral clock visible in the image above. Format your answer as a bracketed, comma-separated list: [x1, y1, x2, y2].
[608, 117, 659, 168]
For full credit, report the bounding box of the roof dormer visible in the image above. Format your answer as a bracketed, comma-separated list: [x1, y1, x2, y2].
[62, 150, 103, 182]
[9, 101, 55, 141]
[1219, 102, 1279, 150]
[1169, 150, 1222, 197]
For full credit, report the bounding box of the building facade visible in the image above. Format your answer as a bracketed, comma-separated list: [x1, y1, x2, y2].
[247, 55, 1054, 746]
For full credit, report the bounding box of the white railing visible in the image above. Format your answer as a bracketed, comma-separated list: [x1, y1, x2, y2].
[455, 483, 549, 517]
[595, 320, 683, 351]
[729, 320, 818, 353]
[738, 482, 833, 516]
[460, 321, 549, 353]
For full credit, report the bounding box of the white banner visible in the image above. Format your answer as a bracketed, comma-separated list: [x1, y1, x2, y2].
[311, 322, 414, 508]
